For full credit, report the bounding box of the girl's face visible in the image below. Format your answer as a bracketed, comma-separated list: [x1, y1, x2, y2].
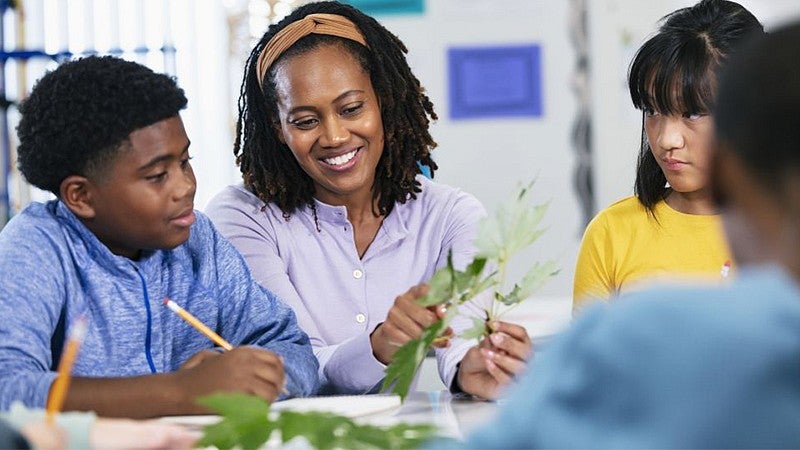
[645, 110, 715, 199]
[273, 43, 384, 206]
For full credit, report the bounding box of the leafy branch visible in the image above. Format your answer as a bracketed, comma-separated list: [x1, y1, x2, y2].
[381, 182, 559, 399]
[197, 393, 438, 450]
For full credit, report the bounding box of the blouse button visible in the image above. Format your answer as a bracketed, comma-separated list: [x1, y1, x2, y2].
[356, 313, 366, 323]
[353, 269, 364, 279]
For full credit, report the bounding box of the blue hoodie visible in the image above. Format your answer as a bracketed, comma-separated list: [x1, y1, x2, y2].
[0, 200, 319, 408]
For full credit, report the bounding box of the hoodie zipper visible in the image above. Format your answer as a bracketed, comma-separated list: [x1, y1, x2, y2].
[134, 267, 157, 373]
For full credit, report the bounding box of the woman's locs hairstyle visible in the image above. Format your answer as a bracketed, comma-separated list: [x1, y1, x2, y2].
[627, 0, 763, 212]
[235, 1, 438, 219]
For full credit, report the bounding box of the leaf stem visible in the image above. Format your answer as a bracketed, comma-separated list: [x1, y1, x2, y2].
[494, 253, 509, 319]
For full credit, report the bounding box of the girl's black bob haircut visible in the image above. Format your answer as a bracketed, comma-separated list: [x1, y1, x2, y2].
[628, 0, 763, 212]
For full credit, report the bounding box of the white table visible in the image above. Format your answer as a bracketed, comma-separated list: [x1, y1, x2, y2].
[357, 391, 499, 440]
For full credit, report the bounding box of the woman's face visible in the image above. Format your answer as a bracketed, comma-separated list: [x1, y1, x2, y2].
[645, 110, 715, 198]
[272, 43, 384, 206]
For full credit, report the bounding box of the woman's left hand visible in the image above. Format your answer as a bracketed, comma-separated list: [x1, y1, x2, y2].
[455, 321, 532, 400]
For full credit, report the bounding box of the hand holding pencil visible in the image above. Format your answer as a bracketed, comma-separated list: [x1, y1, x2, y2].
[164, 298, 290, 399]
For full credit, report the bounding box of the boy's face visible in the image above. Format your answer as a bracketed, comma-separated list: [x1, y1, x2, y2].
[84, 115, 196, 259]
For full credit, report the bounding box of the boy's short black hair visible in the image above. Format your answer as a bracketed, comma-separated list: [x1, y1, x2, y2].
[16, 55, 188, 195]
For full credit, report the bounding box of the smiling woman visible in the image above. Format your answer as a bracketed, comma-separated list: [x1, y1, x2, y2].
[271, 43, 385, 239]
[206, 1, 533, 400]
[572, 0, 765, 311]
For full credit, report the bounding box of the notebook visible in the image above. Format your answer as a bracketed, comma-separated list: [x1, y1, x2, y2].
[271, 394, 402, 418]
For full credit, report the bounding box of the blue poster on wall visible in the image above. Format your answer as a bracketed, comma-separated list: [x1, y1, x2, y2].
[448, 44, 543, 120]
[341, 0, 424, 15]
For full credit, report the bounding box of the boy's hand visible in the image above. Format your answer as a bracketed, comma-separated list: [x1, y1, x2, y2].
[173, 347, 285, 408]
[456, 321, 532, 400]
[178, 349, 221, 370]
[370, 284, 452, 364]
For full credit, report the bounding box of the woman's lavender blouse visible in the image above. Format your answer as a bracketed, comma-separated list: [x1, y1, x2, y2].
[206, 176, 488, 394]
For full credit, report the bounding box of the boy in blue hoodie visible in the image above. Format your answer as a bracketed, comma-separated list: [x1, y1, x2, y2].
[0, 56, 319, 418]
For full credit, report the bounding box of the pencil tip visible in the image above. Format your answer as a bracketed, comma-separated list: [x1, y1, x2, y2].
[163, 298, 170, 305]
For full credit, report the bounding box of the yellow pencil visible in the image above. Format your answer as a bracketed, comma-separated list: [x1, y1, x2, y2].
[46, 315, 88, 425]
[163, 298, 290, 395]
[163, 298, 233, 350]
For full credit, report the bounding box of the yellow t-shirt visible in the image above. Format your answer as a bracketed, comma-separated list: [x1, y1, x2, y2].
[572, 196, 733, 313]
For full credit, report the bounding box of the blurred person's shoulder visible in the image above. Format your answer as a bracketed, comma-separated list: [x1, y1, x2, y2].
[579, 264, 800, 349]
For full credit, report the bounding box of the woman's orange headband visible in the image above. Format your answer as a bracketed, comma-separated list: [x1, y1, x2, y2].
[256, 13, 368, 89]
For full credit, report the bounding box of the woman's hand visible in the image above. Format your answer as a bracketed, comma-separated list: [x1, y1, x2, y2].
[370, 284, 452, 364]
[455, 321, 532, 400]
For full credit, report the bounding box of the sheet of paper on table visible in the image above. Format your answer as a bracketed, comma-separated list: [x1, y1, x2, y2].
[159, 394, 403, 430]
[271, 393, 402, 417]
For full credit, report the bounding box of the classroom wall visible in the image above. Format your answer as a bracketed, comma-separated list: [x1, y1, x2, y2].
[375, 1, 581, 301]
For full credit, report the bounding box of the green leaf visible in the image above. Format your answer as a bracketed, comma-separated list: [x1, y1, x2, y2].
[381, 318, 448, 399]
[474, 181, 550, 261]
[494, 262, 559, 307]
[505, 205, 548, 254]
[497, 283, 524, 307]
[416, 251, 457, 307]
[460, 315, 489, 341]
[516, 260, 561, 300]
[416, 264, 454, 307]
[466, 271, 498, 301]
[198, 393, 439, 450]
[277, 410, 437, 449]
[196, 394, 274, 450]
[418, 254, 490, 309]
[196, 419, 239, 450]
[452, 257, 487, 292]
[278, 411, 350, 449]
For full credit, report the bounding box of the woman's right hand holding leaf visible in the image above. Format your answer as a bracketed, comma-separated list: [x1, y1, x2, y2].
[370, 284, 452, 364]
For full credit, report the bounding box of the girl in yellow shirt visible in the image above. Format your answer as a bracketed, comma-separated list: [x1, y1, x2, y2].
[573, 0, 764, 312]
